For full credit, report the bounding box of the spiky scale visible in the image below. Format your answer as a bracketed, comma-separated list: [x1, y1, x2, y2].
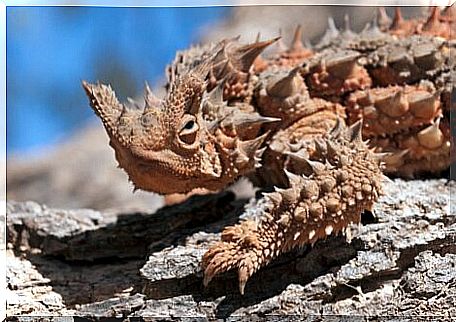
[202, 122, 385, 294]
[266, 67, 303, 98]
[346, 84, 442, 138]
[377, 7, 391, 31]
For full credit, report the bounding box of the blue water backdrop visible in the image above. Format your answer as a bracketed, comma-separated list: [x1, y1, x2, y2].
[7, 6, 228, 154]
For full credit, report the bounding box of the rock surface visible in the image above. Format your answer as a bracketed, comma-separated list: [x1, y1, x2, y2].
[5, 179, 456, 319]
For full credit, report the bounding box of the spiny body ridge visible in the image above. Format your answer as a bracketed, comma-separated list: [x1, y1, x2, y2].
[83, 7, 454, 294]
[202, 121, 385, 294]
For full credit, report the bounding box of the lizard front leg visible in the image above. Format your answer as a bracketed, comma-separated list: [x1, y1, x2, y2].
[202, 121, 386, 294]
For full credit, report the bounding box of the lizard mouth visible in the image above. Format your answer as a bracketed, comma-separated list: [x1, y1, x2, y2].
[110, 139, 222, 195]
[123, 157, 201, 195]
[107, 140, 176, 194]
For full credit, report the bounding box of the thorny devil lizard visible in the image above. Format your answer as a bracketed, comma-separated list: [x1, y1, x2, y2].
[83, 7, 455, 294]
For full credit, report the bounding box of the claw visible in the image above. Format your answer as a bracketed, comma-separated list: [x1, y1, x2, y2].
[202, 243, 236, 287]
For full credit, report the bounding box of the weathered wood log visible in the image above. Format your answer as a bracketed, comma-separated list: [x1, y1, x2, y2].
[7, 191, 236, 261]
[5, 179, 456, 319]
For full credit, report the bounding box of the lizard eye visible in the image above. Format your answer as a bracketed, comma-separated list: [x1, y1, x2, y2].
[183, 120, 195, 130]
[178, 115, 199, 146]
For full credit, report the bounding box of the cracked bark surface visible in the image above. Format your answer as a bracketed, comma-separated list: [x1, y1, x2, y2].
[5, 179, 455, 319]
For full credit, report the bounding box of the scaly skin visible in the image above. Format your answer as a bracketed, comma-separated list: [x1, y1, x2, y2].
[202, 122, 385, 294]
[83, 7, 454, 294]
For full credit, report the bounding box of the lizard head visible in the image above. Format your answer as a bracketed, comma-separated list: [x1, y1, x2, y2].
[82, 72, 226, 195]
[83, 37, 279, 195]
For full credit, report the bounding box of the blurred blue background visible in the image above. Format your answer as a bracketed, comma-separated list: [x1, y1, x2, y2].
[7, 6, 228, 154]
